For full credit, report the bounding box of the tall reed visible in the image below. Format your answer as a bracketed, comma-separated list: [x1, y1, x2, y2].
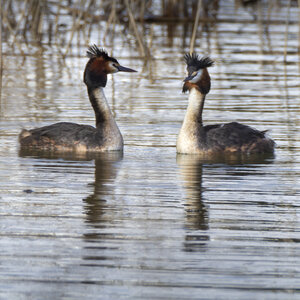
[0, 0, 298, 58]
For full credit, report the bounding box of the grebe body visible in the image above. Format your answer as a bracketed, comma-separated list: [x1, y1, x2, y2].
[19, 45, 136, 152]
[177, 54, 275, 155]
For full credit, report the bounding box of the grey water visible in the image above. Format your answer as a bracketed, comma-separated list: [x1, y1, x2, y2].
[1, 2, 300, 299]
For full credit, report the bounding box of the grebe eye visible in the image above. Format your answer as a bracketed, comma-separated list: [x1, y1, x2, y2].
[192, 71, 198, 76]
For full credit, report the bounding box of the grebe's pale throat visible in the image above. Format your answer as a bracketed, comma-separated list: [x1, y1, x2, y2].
[177, 53, 275, 155]
[19, 45, 137, 152]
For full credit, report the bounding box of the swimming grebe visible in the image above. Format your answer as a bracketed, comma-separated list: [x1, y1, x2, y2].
[19, 45, 137, 152]
[177, 53, 275, 155]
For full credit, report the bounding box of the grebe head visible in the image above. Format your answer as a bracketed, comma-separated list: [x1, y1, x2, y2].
[182, 53, 214, 94]
[84, 45, 137, 88]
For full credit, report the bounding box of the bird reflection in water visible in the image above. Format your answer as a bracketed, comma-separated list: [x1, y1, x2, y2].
[177, 154, 209, 252]
[82, 152, 123, 230]
[177, 152, 275, 252]
[81, 153, 123, 263]
[19, 148, 123, 240]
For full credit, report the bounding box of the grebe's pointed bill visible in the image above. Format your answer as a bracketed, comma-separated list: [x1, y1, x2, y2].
[183, 75, 194, 82]
[117, 65, 137, 72]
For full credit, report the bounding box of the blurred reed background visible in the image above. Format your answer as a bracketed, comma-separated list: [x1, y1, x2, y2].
[0, 0, 299, 58]
[0, 0, 299, 97]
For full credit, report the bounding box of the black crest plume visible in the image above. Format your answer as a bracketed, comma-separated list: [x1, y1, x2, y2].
[86, 44, 110, 60]
[184, 53, 214, 69]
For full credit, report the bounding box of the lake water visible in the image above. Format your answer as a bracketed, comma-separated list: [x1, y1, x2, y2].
[1, 1, 300, 299]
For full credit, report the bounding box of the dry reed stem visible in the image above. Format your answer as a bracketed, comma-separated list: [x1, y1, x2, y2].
[103, 0, 116, 46]
[29, 0, 43, 38]
[257, 1, 264, 57]
[63, 0, 87, 58]
[0, 0, 2, 104]
[283, 0, 291, 105]
[298, 0, 300, 67]
[11, 0, 29, 44]
[54, 0, 62, 36]
[124, 0, 146, 56]
[139, 0, 146, 24]
[190, 0, 202, 53]
[283, 0, 291, 64]
[0, 3, 25, 54]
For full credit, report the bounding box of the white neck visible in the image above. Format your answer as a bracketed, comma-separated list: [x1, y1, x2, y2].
[183, 88, 205, 125]
[176, 88, 205, 154]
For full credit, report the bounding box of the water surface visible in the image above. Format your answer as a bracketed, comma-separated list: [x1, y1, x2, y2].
[1, 1, 300, 299]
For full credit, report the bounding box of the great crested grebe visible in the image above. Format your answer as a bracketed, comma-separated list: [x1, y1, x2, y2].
[177, 53, 275, 155]
[19, 45, 137, 152]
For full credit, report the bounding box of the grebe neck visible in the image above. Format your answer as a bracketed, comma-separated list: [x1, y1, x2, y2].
[87, 86, 115, 127]
[177, 88, 206, 153]
[183, 87, 206, 127]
